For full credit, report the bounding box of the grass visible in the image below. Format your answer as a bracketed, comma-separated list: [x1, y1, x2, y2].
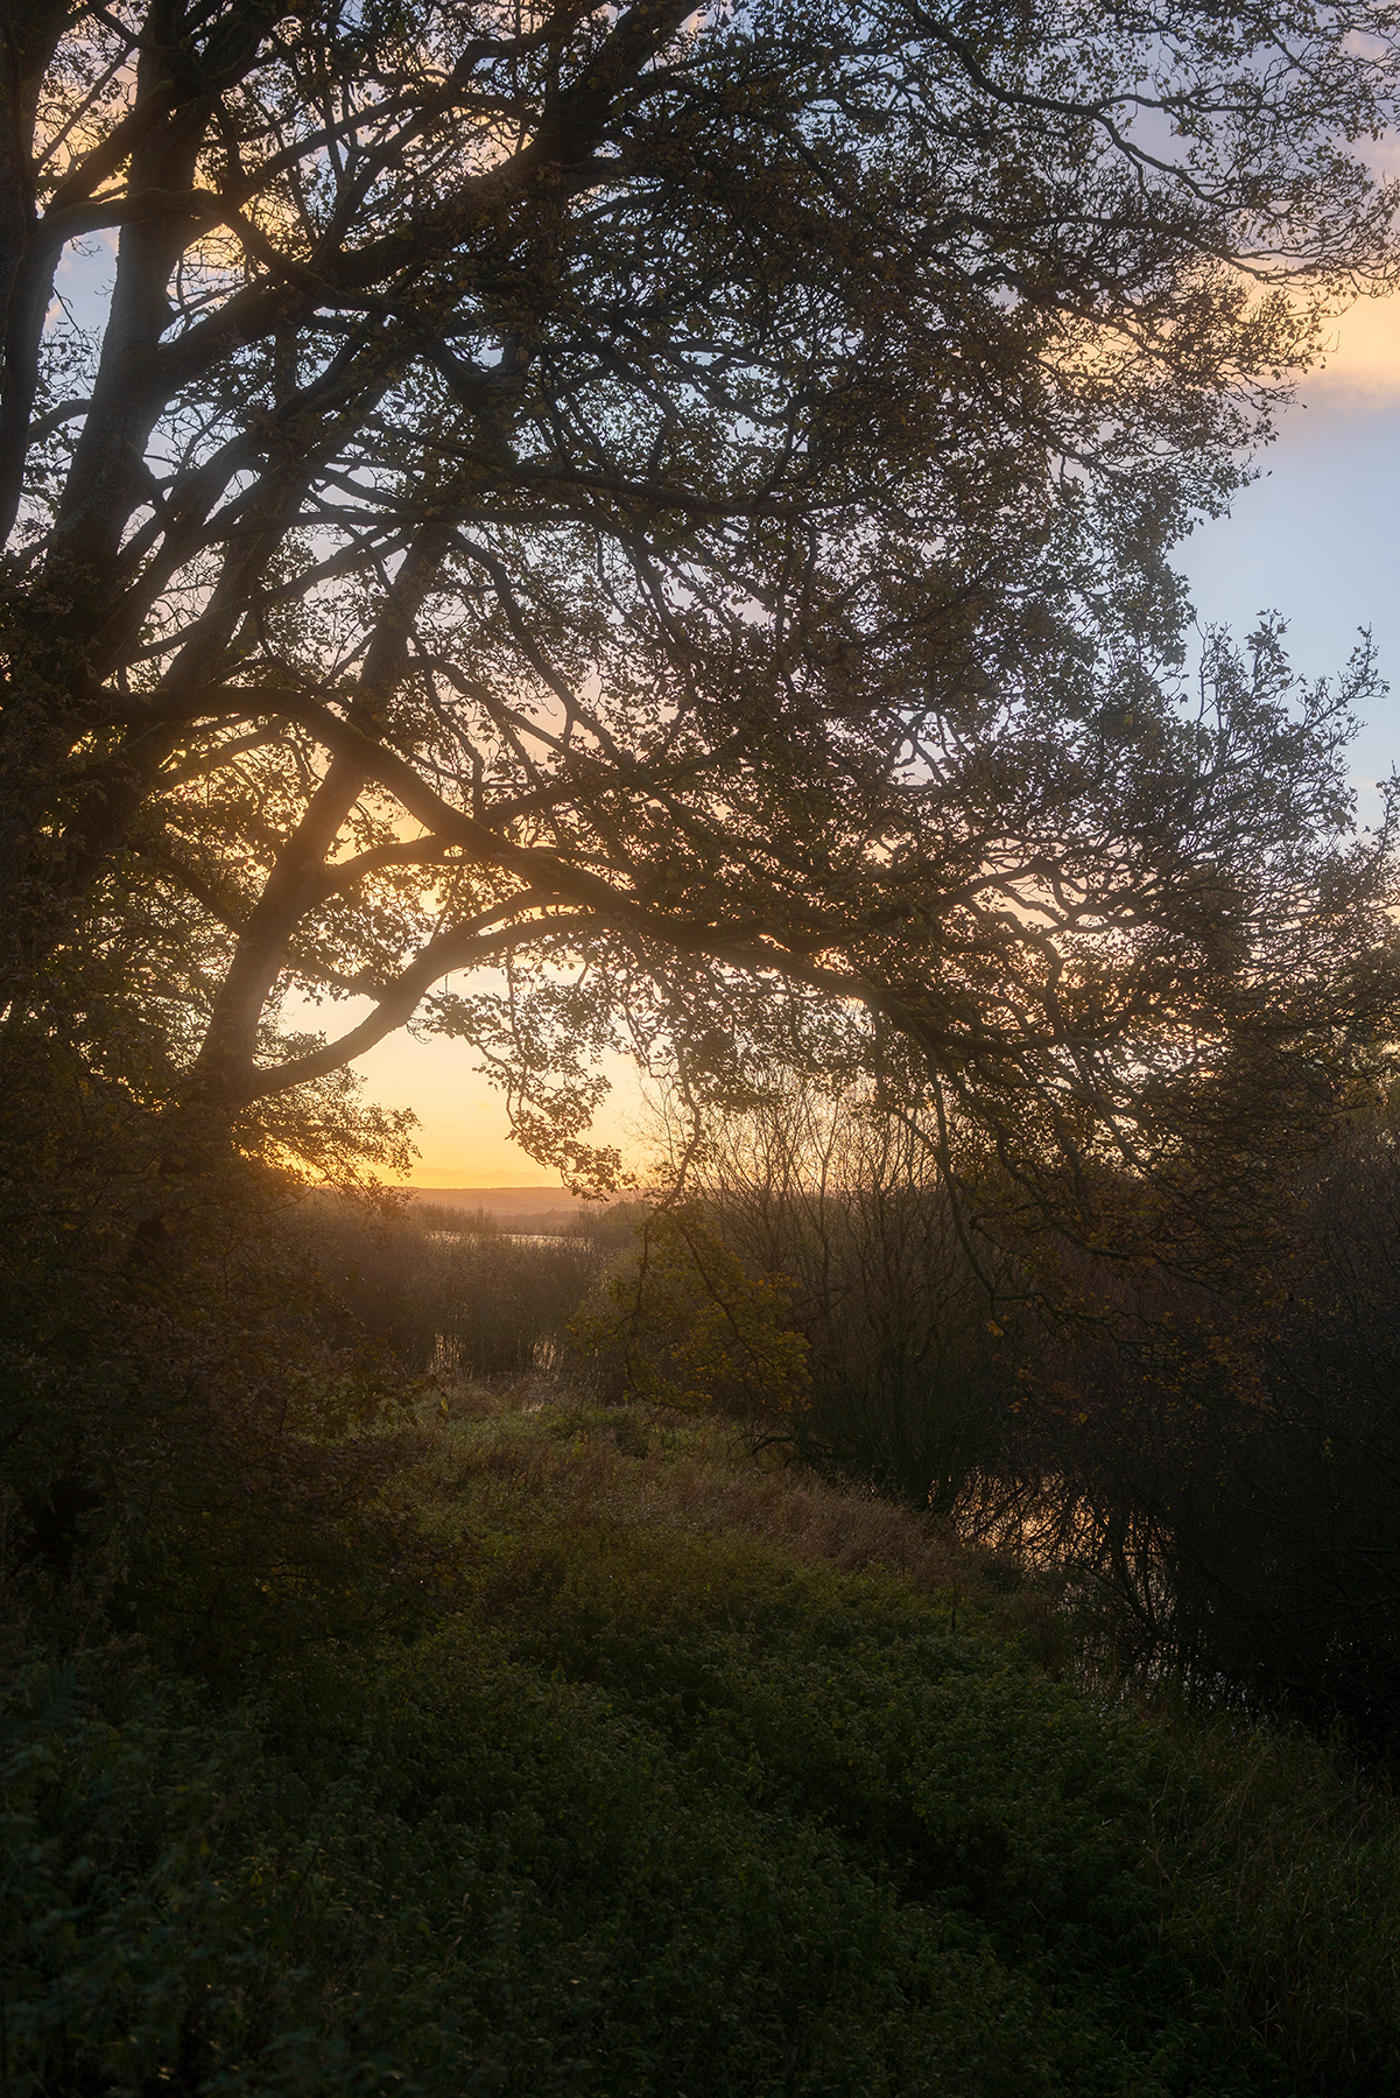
[3, 1386, 1398, 2095]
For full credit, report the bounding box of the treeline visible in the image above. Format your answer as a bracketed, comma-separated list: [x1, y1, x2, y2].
[575, 1090, 1400, 1749]
[199, 1104, 1400, 1747]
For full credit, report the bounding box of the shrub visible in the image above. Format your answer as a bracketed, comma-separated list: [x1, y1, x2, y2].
[570, 1200, 810, 1418]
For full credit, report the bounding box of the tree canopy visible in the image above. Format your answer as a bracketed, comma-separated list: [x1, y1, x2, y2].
[3, 0, 1400, 1238]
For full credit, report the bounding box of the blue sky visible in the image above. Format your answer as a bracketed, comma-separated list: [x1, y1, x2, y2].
[1176, 301, 1400, 815]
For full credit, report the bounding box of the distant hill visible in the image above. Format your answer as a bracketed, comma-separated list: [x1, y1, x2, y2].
[400, 1186, 593, 1222]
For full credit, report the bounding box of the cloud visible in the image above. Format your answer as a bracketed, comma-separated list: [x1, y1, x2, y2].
[1302, 292, 1400, 406]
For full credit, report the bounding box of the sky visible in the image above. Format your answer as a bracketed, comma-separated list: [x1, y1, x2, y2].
[365, 292, 1400, 1187]
[1177, 294, 1400, 808]
[350, 1031, 641, 1191]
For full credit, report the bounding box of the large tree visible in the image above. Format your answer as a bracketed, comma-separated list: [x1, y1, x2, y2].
[2, 0, 1399, 1239]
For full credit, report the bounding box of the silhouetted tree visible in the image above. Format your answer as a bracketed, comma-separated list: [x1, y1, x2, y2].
[0, 1, 1397, 1252]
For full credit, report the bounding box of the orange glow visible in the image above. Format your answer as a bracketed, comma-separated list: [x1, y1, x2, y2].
[1307, 288, 1400, 403]
[351, 1026, 644, 1188]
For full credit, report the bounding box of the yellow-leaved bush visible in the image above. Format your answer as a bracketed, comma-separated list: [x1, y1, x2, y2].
[571, 1204, 809, 1420]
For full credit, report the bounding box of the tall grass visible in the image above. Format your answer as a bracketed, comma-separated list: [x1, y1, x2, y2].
[300, 1193, 605, 1374]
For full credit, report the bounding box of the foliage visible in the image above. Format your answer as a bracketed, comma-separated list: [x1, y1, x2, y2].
[6, 9, 1400, 2071]
[5, 1399, 1400, 2097]
[0, 4, 1398, 1245]
[943, 1088, 1400, 1744]
[572, 1198, 810, 1418]
[0, 1098, 444, 1692]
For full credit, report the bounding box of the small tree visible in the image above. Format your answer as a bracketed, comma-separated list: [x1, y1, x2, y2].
[638, 1083, 1019, 1503]
[575, 1200, 810, 1420]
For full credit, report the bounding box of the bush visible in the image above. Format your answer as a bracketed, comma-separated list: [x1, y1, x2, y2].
[6, 1403, 1400, 2096]
[570, 1199, 811, 1418]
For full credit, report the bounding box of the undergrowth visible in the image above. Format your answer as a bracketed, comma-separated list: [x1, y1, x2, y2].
[4, 1391, 1398, 2095]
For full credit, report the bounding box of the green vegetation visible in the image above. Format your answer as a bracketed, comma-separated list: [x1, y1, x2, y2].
[7, 1393, 1399, 2097]
[589, 1087, 1400, 1749]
